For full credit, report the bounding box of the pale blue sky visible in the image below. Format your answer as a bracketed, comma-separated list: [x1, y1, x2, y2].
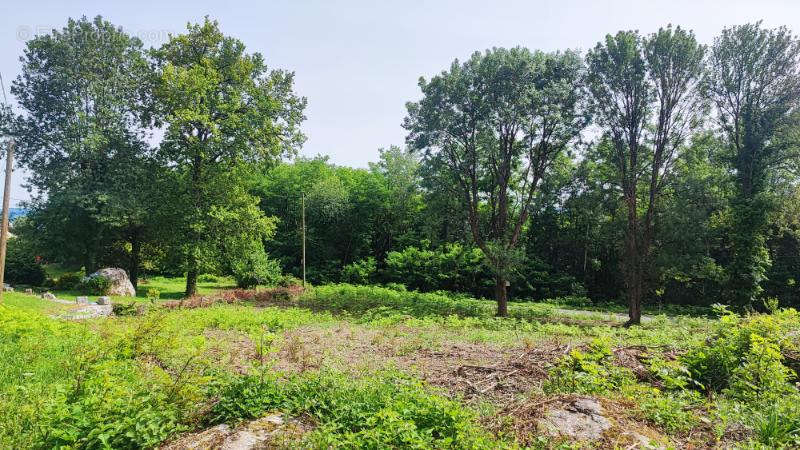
[2, 0, 800, 206]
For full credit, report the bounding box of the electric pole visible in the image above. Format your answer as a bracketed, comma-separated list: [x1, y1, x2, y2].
[301, 193, 306, 288]
[0, 71, 12, 304]
[0, 139, 12, 303]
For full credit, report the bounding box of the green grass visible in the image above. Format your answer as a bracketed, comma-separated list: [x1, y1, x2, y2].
[36, 273, 235, 303]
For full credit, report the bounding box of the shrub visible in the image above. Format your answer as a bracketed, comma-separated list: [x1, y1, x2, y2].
[340, 257, 377, 285]
[384, 243, 490, 296]
[4, 238, 47, 286]
[231, 252, 281, 288]
[54, 272, 83, 290]
[146, 288, 161, 302]
[81, 275, 112, 295]
[682, 307, 800, 394]
[277, 275, 303, 288]
[198, 274, 219, 283]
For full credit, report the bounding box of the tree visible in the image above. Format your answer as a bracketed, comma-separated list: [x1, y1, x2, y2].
[405, 48, 587, 316]
[7, 16, 155, 284]
[150, 18, 306, 295]
[703, 22, 800, 308]
[586, 27, 704, 324]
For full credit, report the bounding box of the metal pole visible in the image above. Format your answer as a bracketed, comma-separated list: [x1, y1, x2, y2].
[0, 139, 13, 303]
[301, 193, 306, 288]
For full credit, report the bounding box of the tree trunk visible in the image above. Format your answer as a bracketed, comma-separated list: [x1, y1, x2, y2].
[495, 275, 508, 317]
[624, 198, 642, 326]
[185, 268, 198, 297]
[627, 269, 642, 325]
[129, 234, 141, 291]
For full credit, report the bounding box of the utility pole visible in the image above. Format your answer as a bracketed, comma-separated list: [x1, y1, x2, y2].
[301, 193, 306, 288]
[0, 139, 13, 303]
[0, 71, 11, 304]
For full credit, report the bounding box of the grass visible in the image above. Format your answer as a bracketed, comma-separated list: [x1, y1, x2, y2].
[1, 280, 798, 448]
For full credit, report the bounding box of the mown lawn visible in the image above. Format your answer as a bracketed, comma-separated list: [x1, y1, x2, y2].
[1, 283, 798, 448]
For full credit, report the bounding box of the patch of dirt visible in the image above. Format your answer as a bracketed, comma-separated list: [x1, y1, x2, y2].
[270, 324, 567, 404]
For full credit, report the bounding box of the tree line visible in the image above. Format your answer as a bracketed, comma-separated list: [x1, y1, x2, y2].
[2, 17, 799, 323]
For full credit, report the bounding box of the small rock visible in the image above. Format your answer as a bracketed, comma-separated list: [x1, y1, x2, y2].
[41, 292, 56, 300]
[4, 286, 13, 292]
[97, 296, 111, 305]
[24, 288, 33, 294]
[76, 296, 89, 304]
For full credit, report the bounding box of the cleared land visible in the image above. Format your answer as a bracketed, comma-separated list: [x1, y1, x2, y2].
[0, 280, 797, 448]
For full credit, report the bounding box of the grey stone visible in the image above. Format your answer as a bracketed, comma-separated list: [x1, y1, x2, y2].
[161, 414, 295, 450]
[3, 286, 13, 292]
[87, 268, 136, 297]
[537, 397, 611, 441]
[41, 292, 56, 300]
[97, 296, 111, 305]
[24, 288, 33, 294]
[76, 296, 89, 304]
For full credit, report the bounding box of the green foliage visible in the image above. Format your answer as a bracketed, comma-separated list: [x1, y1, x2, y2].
[303, 283, 567, 323]
[384, 244, 490, 296]
[54, 272, 84, 290]
[630, 386, 701, 434]
[209, 370, 502, 448]
[231, 249, 282, 289]
[146, 288, 161, 302]
[340, 257, 377, 285]
[198, 274, 219, 283]
[682, 308, 799, 394]
[543, 337, 635, 394]
[4, 238, 47, 286]
[81, 275, 112, 295]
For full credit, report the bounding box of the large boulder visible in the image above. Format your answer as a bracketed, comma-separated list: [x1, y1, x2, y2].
[87, 268, 136, 297]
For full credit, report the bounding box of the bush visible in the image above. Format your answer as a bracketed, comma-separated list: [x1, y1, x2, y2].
[277, 275, 303, 288]
[340, 257, 376, 285]
[198, 274, 219, 283]
[384, 243, 490, 296]
[231, 252, 281, 289]
[682, 307, 800, 394]
[54, 272, 83, 290]
[4, 238, 47, 286]
[81, 275, 112, 295]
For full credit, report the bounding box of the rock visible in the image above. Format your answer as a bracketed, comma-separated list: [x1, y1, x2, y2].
[24, 288, 33, 294]
[76, 296, 89, 304]
[537, 397, 611, 441]
[160, 413, 303, 450]
[3, 286, 13, 292]
[41, 292, 56, 300]
[97, 296, 111, 305]
[87, 268, 135, 297]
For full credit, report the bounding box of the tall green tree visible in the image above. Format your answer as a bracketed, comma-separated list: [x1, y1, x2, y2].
[704, 22, 800, 308]
[150, 18, 306, 295]
[586, 27, 705, 324]
[405, 48, 587, 316]
[7, 16, 155, 284]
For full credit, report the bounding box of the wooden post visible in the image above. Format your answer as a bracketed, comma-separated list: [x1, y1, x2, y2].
[0, 139, 13, 303]
[301, 193, 306, 288]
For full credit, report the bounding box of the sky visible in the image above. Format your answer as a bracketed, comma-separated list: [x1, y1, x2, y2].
[2, 0, 800, 206]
